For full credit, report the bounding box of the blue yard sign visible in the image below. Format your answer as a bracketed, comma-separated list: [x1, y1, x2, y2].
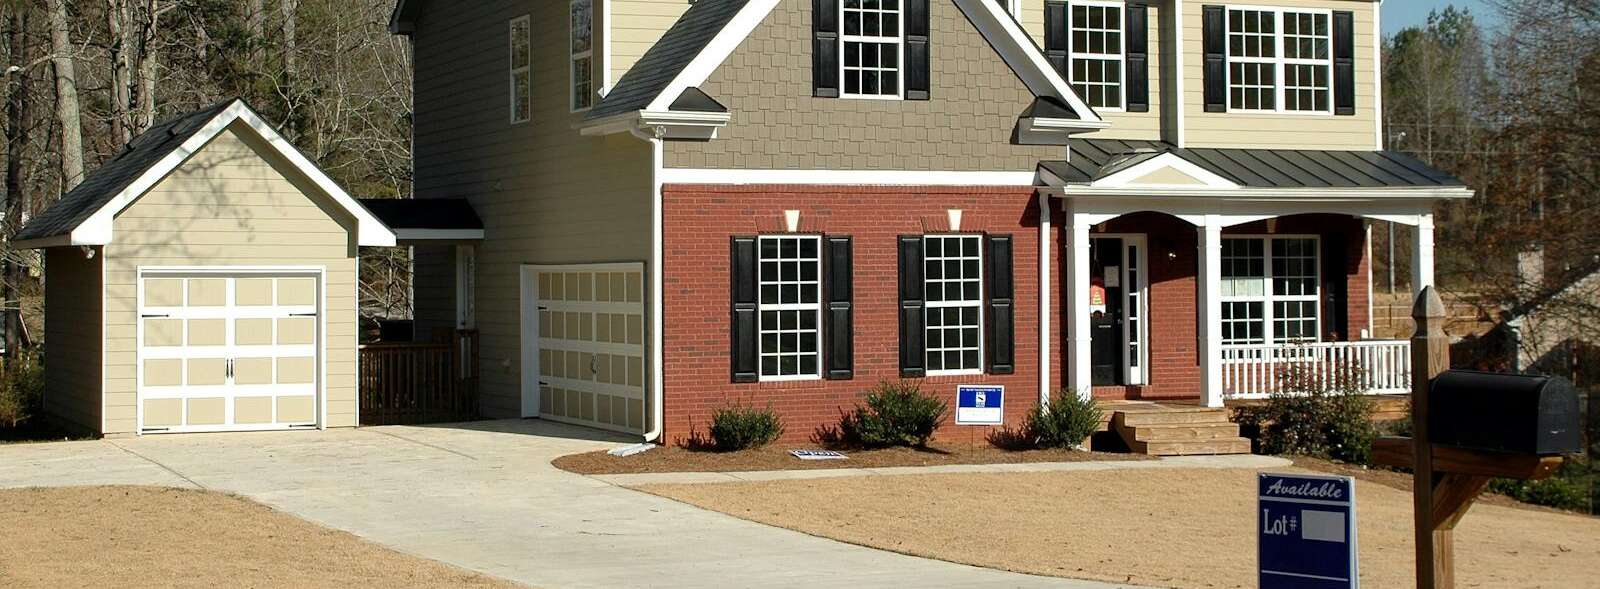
[1258, 473, 1359, 588]
[955, 385, 1004, 425]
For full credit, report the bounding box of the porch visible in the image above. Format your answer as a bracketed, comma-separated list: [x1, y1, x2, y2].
[1037, 139, 1473, 408]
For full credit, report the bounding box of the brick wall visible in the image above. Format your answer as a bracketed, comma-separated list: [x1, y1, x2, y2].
[662, 185, 1060, 444]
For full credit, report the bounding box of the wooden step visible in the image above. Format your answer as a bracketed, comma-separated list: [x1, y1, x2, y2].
[1130, 437, 1253, 456]
[1115, 422, 1243, 442]
[1114, 408, 1234, 427]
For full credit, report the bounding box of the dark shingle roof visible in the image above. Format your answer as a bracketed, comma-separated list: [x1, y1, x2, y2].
[1040, 139, 1468, 188]
[17, 99, 237, 242]
[357, 198, 482, 231]
[585, 0, 750, 121]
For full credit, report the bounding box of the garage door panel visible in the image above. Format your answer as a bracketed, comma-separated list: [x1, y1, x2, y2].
[139, 272, 321, 433]
[531, 264, 645, 434]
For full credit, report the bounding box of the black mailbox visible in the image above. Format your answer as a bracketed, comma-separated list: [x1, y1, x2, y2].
[1428, 370, 1582, 456]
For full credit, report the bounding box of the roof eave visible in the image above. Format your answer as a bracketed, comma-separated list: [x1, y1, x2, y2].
[579, 110, 733, 140]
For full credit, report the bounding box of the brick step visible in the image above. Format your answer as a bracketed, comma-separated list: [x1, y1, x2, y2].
[1114, 408, 1235, 427]
[1130, 437, 1254, 456]
[1115, 421, 1243, 442]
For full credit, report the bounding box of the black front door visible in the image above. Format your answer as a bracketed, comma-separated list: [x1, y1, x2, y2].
[1090, 238, 1125, 386]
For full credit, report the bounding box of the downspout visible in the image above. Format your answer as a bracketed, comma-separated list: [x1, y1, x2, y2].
[1039, 194, 1052, 407]
[631, 125, 666, 443]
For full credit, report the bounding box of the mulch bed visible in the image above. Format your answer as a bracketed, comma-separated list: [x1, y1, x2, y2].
[554, 442, 1152, 475]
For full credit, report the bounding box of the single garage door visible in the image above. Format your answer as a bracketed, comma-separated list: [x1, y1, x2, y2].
[138, 272, 320, 433]
[529, 263, 646, 433]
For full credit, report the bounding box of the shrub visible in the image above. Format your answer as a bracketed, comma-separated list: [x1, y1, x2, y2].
[1231, 363, 1377, 464]
[837, 380, 947, 447]
[0, 350, 44, 429]
[1488, 454, 1594, 513]
[1019, 390, 1103, 449]
[707, 403, 784, 451]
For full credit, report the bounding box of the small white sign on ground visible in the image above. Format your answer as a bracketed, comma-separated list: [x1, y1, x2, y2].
[790, 450, 847, 460]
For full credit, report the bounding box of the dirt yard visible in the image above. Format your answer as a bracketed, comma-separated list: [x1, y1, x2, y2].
[555, 442, 1150, 475]
[639, 467, 1600, 588]
[0, 486, 520, 588]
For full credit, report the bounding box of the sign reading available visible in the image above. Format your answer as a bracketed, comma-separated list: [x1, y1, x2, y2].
[1258, 472, 1359, 588]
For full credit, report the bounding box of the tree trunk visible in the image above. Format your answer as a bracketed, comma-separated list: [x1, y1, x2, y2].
[4, 8, 35, 360]
[248, 0, 266, 61]
[133, 0, 159, 133]
[107, 0, 133, 145]
[281, 0, 297, 78]
[46, 0, 84, 191]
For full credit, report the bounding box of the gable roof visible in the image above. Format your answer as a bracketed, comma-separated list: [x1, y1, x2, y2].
[1041, 139, 1470, 189]
[585, 0, 1103, 129]
[15, 99, 396, 248]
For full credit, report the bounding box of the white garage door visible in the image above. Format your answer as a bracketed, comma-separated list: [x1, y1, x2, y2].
[526, 263, 646, 433]
[138, 272, 321, 433]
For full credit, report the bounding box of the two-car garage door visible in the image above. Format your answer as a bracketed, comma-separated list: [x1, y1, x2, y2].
[138, 272, 321, 433]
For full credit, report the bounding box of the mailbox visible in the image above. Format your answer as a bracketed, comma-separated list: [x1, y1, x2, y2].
[1428, 370, 1582, 456]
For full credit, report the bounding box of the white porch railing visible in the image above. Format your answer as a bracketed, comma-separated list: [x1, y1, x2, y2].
[1221, 340, 1412, 399]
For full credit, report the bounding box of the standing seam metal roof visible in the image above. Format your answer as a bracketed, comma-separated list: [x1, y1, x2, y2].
[1042, 139, 1468, 188]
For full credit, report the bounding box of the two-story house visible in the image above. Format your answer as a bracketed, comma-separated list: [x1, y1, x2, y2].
[389, 0, 1471, 447]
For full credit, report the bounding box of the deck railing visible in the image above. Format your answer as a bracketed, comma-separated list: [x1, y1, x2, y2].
[1221, 339, 1411, 399]
[359, 329, 479, 425]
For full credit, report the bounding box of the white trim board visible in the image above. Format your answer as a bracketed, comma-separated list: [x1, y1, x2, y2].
[660, 168, 1041, 186]
[16, 100, 396, 249]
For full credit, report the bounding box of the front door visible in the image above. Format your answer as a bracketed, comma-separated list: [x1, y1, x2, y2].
[1088, 236, 1148, 387]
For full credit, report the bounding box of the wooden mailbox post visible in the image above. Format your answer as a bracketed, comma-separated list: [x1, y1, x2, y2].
[1372, 287, 1574, 589]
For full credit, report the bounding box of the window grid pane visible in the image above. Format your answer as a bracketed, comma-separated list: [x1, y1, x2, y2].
[1227, 9, 1332, 113]
[758, 236, 822, 379]
[924, 235, 983, 373]
[1069, 3, 1124, 109]
[1220, 237, 1320, 346]
[509, 16, 532, 123]
[842, 0, 902, 97]
[571, 0, 594, 110]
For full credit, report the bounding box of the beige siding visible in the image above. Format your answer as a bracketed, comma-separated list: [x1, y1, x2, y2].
[101, 124, 361, 435]
[666, 0, 1064, 170]
[1181, 0, 1380, 149]
[411, 245, 456, 341]
[1017, 0, 1165, 141]
[609, 0, 692, 87]
[43, 247, 104, 435]
[412, 0, 652, 419]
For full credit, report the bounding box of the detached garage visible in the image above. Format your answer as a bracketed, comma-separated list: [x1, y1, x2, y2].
[15, 99, 395, 436]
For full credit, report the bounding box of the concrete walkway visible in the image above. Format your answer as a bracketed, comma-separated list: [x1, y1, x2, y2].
[592, 453, 1291, 486]
[0, 419, 1152, 589]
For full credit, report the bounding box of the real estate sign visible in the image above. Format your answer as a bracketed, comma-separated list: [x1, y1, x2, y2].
[1258, 472, 1358, 588]
[955, 385, 1003, 425]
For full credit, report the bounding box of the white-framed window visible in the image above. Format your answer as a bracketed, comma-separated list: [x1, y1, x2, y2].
[1226, 7, 1332, 113]
[509, 15, 532, 124]
[1220, 236, 1321, 345]
[924, 234, 984, 375]
[1068, 1, 1125, 110]
[757, 236, 822, 380]
[840, 0, 903, 99]
[570, 0, 594, 111]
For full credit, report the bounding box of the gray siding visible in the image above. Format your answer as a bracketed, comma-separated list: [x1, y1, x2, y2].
[412, 0, 653, 418]
[43, 247, 104, 435]
[411, 245, 456, 341]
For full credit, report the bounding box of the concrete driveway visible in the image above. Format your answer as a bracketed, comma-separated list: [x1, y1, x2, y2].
[0, 420, 1140, 589]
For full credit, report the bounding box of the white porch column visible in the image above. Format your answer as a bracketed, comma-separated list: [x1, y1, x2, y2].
[1412, 213, 1435, 293]
[1039, 197, 1053, 406]
[1198, 219, 1224, 408]
[1066, 215, 1093, 401]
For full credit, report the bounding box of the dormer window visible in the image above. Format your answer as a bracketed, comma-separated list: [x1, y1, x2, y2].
[841, 0, 903, 98]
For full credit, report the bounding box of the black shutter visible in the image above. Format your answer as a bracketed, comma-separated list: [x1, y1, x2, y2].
[824, 236, 854, 380]
[1332, 10, 1356, 116]
[730, 237, 759, 383]
[898, 236, 926, 378]
[1044, 2, 1069, 77]
[1202, 5, 1227, 113]
[813, 0, 840, 98]
[986, 235, 1016, 375]
[905, 0, 930, 100]
[1125, 2, 1150, 112]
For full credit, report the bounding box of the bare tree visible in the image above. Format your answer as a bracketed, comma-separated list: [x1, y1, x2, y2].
[45, 0, 83, 191]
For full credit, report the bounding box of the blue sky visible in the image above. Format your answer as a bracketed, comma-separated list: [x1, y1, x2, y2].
[1383, 0, 1499, 36]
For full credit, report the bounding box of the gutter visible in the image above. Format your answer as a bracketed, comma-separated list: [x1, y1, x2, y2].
[630, 125, 667, 444]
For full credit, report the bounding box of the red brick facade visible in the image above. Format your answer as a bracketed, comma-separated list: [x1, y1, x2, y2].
[661, 185, 1371, 444]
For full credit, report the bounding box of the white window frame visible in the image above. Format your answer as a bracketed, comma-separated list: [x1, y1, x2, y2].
[1067, 0, 1127, 111]
[1219, 235, 1321, 346]
[757, 235, 824, 382]
[839, 0, 905, 100]
[924, 234, 985, 377]
[509, 15, 532, 124]
[1224, 6, 1334, 115]
[570, 0, 594, 112]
